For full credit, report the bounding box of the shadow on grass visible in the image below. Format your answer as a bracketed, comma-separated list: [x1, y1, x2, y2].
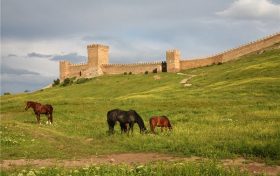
[23, 120, 38, 124]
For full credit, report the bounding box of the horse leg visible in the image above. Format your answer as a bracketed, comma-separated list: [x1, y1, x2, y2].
[36, 114, 41, 124]
[49, 113, 53, 124]
[120, 123, 126, 134]
[151, 126, 155, 134]
[45, 114, 50, 125]
[129, 123, 134, 135]
[150, 122, 155, 134]
[108, 121, 115, 134]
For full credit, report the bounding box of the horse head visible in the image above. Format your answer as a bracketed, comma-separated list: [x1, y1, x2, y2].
[25, 101, 33, 111]
[131, 110, 147, 134]
[140, 126, 148, 134]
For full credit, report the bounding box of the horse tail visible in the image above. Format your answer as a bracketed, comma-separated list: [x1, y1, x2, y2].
[149, 117, 155, 133]
[107, 110, 113, 124]
[149, 117, 153, 125]
[167, 118, 172, 129]
[46, 104, 53, 123]
[107, 109, 117, 134]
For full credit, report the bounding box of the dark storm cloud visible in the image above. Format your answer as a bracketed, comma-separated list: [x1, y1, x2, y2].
[1, 65, 40, 75]
[51, 53, 87, 63]
[7, 54, 17, 57]
[1, 0, 231, 40]
[27, 52, 52, 58]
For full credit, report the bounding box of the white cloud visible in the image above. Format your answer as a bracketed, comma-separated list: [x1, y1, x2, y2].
[217, 0, 280, 21]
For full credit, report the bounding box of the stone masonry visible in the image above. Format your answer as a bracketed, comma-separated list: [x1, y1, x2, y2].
[60, 32, 280, 81]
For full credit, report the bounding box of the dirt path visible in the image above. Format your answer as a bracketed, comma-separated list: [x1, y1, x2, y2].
[1, 153, 280, 176]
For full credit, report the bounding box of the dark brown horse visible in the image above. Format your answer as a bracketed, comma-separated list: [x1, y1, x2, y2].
[149, 116, 172, 133]
[107, 109, 147, 134]
[25, 101, 53, 124]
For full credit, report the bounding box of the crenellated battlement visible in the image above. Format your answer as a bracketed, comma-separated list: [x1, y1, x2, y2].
[69, 62, 87, 67]
[59, 60, 70, 64]
[180, 32, 280, 69]
[59, 32, 280, 81]
[181, 32, 280, 62]
[87, 44, 109, 49]
[166, 49, 180, 53]
[102, 61, 162, 67]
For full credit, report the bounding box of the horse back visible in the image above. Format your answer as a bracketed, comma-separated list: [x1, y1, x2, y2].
[37, 104, 53, 114]
[150, 116, 171, 127]
[107, 109, 120, 122]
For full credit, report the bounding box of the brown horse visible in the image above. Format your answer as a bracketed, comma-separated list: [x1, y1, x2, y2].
[149, 116, 172, 133]
[25, 101, 53, 124]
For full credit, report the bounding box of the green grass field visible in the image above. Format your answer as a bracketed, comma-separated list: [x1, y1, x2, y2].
[1, 44, 280, 175]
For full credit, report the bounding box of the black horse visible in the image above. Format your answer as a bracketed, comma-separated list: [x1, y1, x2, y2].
[107, 109, 147, 134]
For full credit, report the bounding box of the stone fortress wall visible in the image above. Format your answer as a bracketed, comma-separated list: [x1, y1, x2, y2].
[60, 32, 280, 81]
[180, 32, 280, 70]
[101, 62, 162, 75]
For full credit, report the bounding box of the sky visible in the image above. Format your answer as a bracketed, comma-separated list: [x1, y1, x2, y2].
[1, 0, 280, 94]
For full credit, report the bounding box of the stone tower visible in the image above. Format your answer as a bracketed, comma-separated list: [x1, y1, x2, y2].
[59, 60, 70, 81]
[87, 44, 109, 68]
[166, 49, 181, 72]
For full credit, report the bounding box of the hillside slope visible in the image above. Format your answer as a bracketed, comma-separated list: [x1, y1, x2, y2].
[1, 44, 280, 164]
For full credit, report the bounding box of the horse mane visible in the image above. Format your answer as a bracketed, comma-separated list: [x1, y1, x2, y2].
[131, 110, 146, 131]
[27, 101, 40, 105]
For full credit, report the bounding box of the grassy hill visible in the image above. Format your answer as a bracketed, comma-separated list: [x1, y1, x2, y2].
[1, 43, 280, 167]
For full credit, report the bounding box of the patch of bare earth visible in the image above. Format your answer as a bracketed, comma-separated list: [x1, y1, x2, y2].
[1, 153, 279, 175]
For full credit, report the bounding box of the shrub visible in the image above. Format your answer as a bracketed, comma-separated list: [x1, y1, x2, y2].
[76, 78, 89, 84]
[129, 72, 132, 75]
[62, 77, 77, 86]
[124, 72, 127, 75]
[52, 78, 60, 86]
[24, 90, 30, 93]
[3, 92, 11, 95]
[152, 68, 157, 73]
[62, 78, 72, 86]
[144, 71, 148, 74]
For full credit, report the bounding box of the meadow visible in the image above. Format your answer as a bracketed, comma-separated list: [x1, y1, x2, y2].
[1, 44, 280, 175]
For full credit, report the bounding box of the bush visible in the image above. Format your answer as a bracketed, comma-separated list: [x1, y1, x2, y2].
[52, 78, 60, 86]
[129, 72, 132, 75]
[62, 78, 72, 86]
[124, 72, 127, 75]
[3, 92, 11, 95]
[24, 90, 30, 93]
[61, 77, 76, 87]
[144, 71, 148, 74]
[152, 68, 157, 73]
[76, 78, 89, 84]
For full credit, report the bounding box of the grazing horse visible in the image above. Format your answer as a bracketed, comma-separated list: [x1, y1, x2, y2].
[107, 109, 147, 134]
[25, 101, 53, 124]
[149, 116, 172, 134]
